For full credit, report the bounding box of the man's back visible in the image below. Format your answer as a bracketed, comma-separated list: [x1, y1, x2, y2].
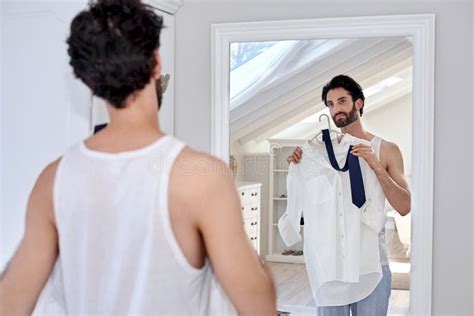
[0, 1, 275, 313]
[53, 134, 232, 314]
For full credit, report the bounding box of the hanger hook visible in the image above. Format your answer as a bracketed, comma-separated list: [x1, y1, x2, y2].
[319, 113, 331, 130]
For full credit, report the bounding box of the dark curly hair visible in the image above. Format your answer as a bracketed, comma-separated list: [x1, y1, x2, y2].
[67, 0, 163, 108]
[322, 75, 366, 116]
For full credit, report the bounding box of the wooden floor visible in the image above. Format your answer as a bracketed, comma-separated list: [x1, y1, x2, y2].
[267, 262, 409, 315]
[268, 227, 410, 315]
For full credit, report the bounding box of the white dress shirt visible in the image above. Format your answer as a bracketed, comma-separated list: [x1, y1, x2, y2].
[278, 134, 387, 306]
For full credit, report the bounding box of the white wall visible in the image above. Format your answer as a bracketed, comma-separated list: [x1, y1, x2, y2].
[472, 0, 474, 308]
[175, 1, 473, 315]
[1, 1, 176, 271]
[1, 1, 92, 270]
[363, 94, 412, 175]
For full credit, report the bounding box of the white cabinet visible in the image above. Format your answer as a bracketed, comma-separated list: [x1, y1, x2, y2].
[237, 182, 262, 254]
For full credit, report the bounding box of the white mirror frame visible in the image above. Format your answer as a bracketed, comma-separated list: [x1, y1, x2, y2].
[211, 14, 435, 315]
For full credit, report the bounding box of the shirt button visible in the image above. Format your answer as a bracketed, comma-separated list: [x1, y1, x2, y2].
[339, 213, 343, 216]
[338, 192, 342, 196]
[341, 234, 344, 238]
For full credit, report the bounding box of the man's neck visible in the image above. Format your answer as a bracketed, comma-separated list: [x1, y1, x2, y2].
[106, 81, 160, 132]
[340, 119, 373, 141]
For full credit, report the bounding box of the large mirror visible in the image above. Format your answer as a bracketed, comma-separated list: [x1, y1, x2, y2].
[212, 15, 435, 316]
[232, 37, 412, 315]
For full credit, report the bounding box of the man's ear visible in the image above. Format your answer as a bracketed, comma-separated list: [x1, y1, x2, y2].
[355, 98, 364, 112]
[153, 50, 161, 80]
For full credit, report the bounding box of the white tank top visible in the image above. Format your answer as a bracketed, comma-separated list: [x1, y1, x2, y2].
[370, 136, 389, 266]
[39, 135, 235, 315]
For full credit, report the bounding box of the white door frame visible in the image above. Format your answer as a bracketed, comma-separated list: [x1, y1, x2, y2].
[211, 14, 435, 316]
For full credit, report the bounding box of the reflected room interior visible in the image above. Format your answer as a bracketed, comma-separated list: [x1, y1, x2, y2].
[229, 37, 413, 315]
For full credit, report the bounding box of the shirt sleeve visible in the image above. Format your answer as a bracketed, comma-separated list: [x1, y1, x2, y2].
[278, 162, 303, 246]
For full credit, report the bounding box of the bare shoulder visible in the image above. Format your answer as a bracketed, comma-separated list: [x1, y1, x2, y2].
[169, 146, 234, 209]
[380, 139, 400, 152]
[379, 139, 405, 174]
[380, 139, 403, 160]
[176, 146, 228, 167]
[31, 158, 62, 200]
[173, 146, 232, 182]
[38, 158, 62, 184]
[27, 157, 62, 224]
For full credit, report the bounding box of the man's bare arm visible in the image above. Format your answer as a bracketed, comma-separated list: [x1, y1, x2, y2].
[0, 159, 60, 315]
[352, 141, 411, 216]
[172, 150, 276, 315]
[379, 141, 411, 215]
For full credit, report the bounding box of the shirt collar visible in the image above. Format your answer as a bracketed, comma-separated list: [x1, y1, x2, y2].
[302, 133, 372, 169]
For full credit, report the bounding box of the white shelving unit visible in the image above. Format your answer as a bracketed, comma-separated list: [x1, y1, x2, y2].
[265, 139, 306, 264]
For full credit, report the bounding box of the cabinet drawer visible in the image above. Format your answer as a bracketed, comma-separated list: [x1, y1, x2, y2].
[239, 188, 260, 205]
[247, 225, 258, 237]
[245, 219, 259, 235]
[251, 239, 259, 252]
[249, 234, 259, 243]
[243, 205, 260, 219]
[244, 205, 260, 218]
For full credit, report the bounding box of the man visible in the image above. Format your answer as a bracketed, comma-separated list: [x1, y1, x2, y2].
[287, 75, 410, 315]
[0, 0, 275, 314]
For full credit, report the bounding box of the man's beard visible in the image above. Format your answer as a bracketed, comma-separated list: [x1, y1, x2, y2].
[155, 76, 163, 110]
[332, 104, 358, 128]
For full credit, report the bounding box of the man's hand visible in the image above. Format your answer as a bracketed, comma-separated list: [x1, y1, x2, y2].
[287, 147, 303, 164]
[353, 141, 411, 216]
[351, 144, 383, 171]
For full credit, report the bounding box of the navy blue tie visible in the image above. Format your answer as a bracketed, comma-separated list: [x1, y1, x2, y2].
[321, 129, 366, 208]
[94, 123, 108, 134]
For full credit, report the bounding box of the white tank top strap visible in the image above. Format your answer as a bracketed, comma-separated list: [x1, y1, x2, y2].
[370, 136, 383, 158]
[155, 137, 201, 274]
